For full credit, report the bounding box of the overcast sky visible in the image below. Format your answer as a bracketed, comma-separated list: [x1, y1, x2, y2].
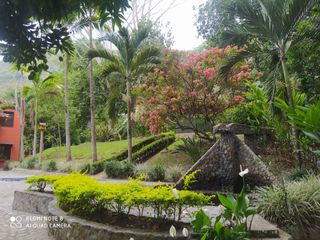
[162, 0, 207, 50]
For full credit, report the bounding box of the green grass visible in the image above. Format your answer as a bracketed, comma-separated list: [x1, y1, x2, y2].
[28, 138, 148, 171]
[140, 139, 194, 172]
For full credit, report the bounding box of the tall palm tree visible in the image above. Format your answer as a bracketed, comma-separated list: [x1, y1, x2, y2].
[223, 0, 317, 165]
[232, 0, 316, 106]
[64, 54, 72, 161]
[87, 26, 161, 162]
[22, 73, 62, 162]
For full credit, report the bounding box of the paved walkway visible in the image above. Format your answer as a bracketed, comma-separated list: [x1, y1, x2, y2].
[0, 169, 53, 240]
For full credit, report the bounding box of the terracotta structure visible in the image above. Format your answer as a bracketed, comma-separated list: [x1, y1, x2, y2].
[0, 109, 20, 167]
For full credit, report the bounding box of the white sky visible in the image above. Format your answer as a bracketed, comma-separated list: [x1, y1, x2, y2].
[160, 0, 206, 50]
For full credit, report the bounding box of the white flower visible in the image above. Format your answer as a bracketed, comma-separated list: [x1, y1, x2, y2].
[182, 228, 189, 237]
[129, 238, 134, 240]
[169, 225, 177, 237]
[172, 188, 179, 199]
[239, 165, 249, 177]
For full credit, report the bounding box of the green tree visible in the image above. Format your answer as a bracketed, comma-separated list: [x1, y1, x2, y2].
[222, 0, 318, 165]
[22, 73, 62, 161]
[87, 26, 161, 162]
[0, 0, 130, 75]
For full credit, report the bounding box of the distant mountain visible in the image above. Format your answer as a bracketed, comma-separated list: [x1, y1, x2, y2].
[0, 61, 21, 95]
[0, 56, 62, 96]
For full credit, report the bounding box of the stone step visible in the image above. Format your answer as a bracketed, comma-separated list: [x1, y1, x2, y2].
[249, 215, 292, 239]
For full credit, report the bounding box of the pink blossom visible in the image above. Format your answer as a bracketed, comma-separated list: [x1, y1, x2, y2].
[234, 95, 244, 103]
[203, 68, 215, 79]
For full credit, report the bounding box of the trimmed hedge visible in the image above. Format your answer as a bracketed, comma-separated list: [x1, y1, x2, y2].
[133, 135, 175, 163]
[91, 132, 175, 174]
[50, 173, 212, 221]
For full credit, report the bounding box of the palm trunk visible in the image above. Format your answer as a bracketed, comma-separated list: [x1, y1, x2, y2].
[19, 97, 25, 161]
[89, 10, 97, 162]
[64, 54, 72, 161]
[126, 80, 133, 162]
[32, 99, 38, 159]
[39, 130, 44, 165]
[280, 53, 302, 167]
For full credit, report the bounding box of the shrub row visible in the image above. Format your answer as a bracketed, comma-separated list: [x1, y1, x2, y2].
[91, 132, 175, 174]
[132, 135, 175, 163]
[48, 173, 212, 221]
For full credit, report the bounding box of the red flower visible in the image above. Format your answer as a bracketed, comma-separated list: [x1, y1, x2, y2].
[234, 95, 244, 103]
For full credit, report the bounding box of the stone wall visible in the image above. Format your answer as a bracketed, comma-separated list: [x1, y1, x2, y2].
[47, 200, 188, 240]
[12, 190, 54, 215]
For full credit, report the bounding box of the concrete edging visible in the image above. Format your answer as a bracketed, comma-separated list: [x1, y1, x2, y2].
[12, 190, 54, 215]
[47, 200, 188, 240]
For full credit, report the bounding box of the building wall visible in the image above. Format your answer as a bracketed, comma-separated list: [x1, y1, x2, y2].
[0, 109, 20, 161]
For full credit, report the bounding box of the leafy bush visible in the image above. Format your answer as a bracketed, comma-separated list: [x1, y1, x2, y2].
[79, 163, 91, 174]
[256, 175, 320, 238]
[167, 166, 183, 182]
[61, 164, 73, 173]
[183, 170, 201, 190]
[217, 104, 253, 125]
[147, 164, 166, 181]
[43, 160, 57, 172]
[177, 137, 209, 163]
[104, 160, 135, 178]
[287, 167, 311, 181]
[46, 173, 212, 221]
[3, 160, 11, 171]
[21, 158, 36, 169]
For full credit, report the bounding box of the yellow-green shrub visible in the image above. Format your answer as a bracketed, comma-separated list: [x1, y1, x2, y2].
[26, 175, 63, 192]
[43, 173, 213, 221]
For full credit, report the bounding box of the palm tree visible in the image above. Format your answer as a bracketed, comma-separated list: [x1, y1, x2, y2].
[87, 26, 161, 162]
[223, 0, 317, 165]
[22, 72, 62, 162]
[64, 54, 72, 161]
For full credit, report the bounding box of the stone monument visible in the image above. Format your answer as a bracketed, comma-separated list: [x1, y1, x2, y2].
[176, 123, 275, 192]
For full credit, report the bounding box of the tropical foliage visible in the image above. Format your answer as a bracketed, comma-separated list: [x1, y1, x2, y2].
[136, 46, 262, 139]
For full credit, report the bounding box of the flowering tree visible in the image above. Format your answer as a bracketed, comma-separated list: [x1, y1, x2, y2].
[136, 46, 262, 139]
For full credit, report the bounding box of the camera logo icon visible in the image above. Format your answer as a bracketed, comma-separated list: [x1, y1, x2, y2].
[10, 216, 23, 228]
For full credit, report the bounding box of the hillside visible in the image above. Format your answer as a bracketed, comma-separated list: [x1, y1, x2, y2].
[0, 56, 61, 96]
[0, 61, 20, 95]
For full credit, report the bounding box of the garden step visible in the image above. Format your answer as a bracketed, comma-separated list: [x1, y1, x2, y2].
[249, 215, 292, 239]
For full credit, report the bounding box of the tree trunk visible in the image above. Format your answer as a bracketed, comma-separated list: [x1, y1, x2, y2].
[280, 54, 302, 167]
[126, 80, 133, 162]
[39, 130, 44, 165]
[32, 99, 38, 160]
[89, 10, 97, 162]
[64, 54, 72, 161]
[19, 97, 25, 161]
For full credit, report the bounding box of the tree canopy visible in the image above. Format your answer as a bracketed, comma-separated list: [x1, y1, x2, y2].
[0, 0, 130, 76]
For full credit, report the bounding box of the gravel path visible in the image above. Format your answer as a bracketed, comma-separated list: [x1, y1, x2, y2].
[0, 169, 53, 240]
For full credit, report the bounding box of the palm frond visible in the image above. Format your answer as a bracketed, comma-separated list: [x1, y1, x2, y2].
[130, 46, 161, 71]
[87, 48, 120, 63]
[219, 50, 253, 81]
[100, 61, 126, 77]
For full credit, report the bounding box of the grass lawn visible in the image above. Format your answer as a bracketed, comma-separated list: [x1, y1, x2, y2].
[30, 137, 148, 171]
[140, 139, 194, 173]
